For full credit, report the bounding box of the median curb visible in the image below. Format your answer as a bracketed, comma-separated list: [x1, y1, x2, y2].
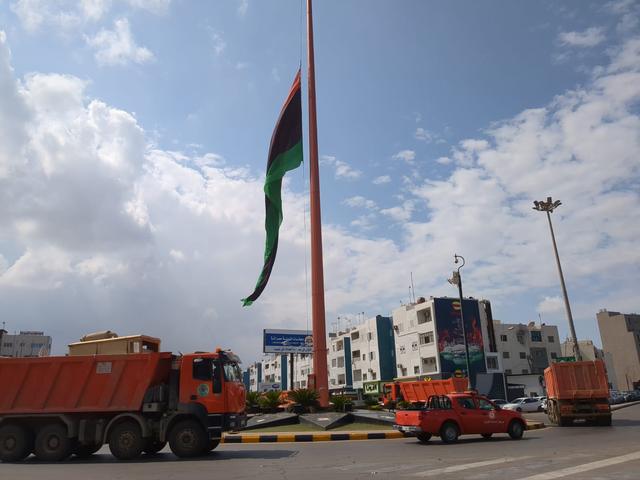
[611, 400, 640, 411]
[525, 421, 546, 431]
[221, 431, 403, 443]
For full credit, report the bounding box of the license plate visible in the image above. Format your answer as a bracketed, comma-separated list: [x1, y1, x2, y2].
[398, 426, 419, 432]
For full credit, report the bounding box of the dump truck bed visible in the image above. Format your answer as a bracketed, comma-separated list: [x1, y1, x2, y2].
[399, 377, 467, 403]
[0, 352, 172, 415]
[544, 360, 609, 400]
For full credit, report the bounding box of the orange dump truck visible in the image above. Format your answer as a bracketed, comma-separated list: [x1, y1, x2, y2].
[544, 360, 611, 426]
[0, 343, 246, 462]
[382, 378, 467, 407]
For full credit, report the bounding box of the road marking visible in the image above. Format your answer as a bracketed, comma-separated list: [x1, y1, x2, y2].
[516, 451, 640, 479]
[334, 462, 381, 471]
[410, 457, 531, 477]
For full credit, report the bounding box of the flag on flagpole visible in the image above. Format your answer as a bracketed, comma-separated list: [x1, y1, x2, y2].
[242, 70, 303, 306]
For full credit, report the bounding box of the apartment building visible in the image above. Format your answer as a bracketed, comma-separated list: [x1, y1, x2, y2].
[0, 331, 52, 357]
[392, 297, 502, 383]
[597, 310, 640, 390]
[247, 353, 315, 392]
[327, 315, 396, 392]
[494, 321, 561, 375]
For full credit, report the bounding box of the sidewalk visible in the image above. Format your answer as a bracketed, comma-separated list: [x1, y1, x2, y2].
[221, 420, 546, 444]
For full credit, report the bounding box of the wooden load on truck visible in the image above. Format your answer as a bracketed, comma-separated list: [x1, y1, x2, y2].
[382, 377, 467, 407]
[0, 340, 246, 462]
[544, 360, 611, 426]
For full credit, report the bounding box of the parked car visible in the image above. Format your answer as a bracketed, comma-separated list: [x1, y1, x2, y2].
[609, 391, 625, 405]
[502, 397, 543, 412]
[539, 397, 548, 412]
[394, 393, 526, 443]
[491, 399, 508, 407]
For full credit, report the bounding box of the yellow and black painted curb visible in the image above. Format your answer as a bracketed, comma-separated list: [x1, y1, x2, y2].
[221, 431, 404, 444]
[525, 421, 546, 430]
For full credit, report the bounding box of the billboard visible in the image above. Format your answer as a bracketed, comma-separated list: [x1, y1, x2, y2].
[263, 329, 313, 354]
[434, 298, 486, 382]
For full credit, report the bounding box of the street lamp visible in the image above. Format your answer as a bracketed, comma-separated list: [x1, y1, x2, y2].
[448, 254, 473, 389]
[533, 197, 582, 362]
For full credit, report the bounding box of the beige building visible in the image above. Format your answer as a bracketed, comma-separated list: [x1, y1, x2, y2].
[494, 321, 562, 375]
[597, 310, 640, 391]
[561, 339, 618, 390]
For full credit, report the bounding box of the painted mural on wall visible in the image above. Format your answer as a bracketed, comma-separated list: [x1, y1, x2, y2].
[434, 298, 486, 381]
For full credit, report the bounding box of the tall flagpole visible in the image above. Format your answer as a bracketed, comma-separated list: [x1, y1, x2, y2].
[307, 0, 329, 408]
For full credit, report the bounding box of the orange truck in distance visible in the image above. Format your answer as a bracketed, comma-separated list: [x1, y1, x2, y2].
[0, 333, 246, 462]
[544, 360, 611, 426]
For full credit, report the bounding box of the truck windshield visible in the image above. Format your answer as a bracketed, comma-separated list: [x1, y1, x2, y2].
[223, 362, 243, 383]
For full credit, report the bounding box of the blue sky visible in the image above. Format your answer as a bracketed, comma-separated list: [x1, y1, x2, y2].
[0, 0, 639, 363]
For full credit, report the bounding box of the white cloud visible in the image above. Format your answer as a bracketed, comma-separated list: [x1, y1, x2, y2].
[392, 149, 416, 164]
[537, 296, 564, 314]
[380, 201, 414, 222]
[436, 156, 452, 165]
[211, 31, 226, 56]
[414, 127, 433, 142]
[372, 175, 391, 185]
[169, 249, 185, 261]
[343, 196, 377, 210]
[86, 18, 154, 66]
[558, 27, 606, 48]
[237, 0, 248, 16]
[321, 155, 362, 180]
[235, 62, 250, 70]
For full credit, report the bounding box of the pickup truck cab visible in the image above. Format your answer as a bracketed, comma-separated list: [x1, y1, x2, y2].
[394, 392, 526, 443]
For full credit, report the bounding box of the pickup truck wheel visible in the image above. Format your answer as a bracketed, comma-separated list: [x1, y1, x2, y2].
[481, 433, 493, 439]
[73, 443, 102, 458]
[34, 424, 73, 461]
[143, 441, 167, 455]
[440, 422, 459, 444]
[169, 420, 208, 458]
[507, 420, 524, 440]
[416, 433, 432, 443]
[0, 424, 32, 462]
[108, 421, 143, 460]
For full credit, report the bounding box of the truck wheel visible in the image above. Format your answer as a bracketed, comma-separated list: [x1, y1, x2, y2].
[108, 421, 143, 460]
[73, 443, 102, 458]
[507, 420, 524, 440]
[416, 433, 432, 443]
[169, 420, 208, 458]
[144, 441, 167, 455]
[0, 424, 32, 462]
[34, 424, 73, 461]
[440, 422, 459, 444]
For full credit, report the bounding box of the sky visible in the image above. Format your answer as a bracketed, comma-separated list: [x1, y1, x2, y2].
[0, 0, 639, 365]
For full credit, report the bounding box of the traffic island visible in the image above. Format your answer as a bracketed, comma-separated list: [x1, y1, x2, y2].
[222, 431, 403, 443]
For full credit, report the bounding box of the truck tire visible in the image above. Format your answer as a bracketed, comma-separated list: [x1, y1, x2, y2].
[416, 433, 432, 443]
[108, 421, 143, 460]
[169, 419, 208, 458]
[34, 423, 73, 461]
[144, 441, 167, 455]
[0, 424, 32, 462]
[73, 443, 102, 458]
[439, 422, 459, 444]
[507, 420, 524, 440]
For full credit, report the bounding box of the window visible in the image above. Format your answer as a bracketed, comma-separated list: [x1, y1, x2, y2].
[352, 350, 360, 360]
[531, 331, 542, 342]
[519, 352, 527, 359]
[362, 354, 366, 361]
[457, 397, 475, 409]
[338, 374, 345, 384]
[414, 366, 420, 374]
[522, 369, 529, 374]
[503, 351, 510, 359]
[337, 357, 344, 368]
[419, 331, 434, 345]
[192, 358, 213, 381]
[486, 356, 498, 370]
[399, 345, 406, 354]
[417, 308, 432, 324]
[351, 331, 360, 341]
[516, 333, 525, 344]
[362, 373, 367, 381]
[331, 358, 337, 367]
[371, 372, 377, 380]
[550, 352, 557, 359]
[500, 334, 507, 342]
[370, 352, 375, 360]
[505, 369, 512, 375]
[411, 341, 418, 351]
[547, 336, 555, 343]
[421, 356, 437, 373]
[336, 341, 343, 351]
[478, 399, 494, 410]
[353, 369, 362, 381]
[367, 332, 373, 341]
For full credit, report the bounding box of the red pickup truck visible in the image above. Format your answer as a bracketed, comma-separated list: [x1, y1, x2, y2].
[394, 393, 526, 443]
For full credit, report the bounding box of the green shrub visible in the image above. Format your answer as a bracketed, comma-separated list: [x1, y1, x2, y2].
[396, 400, 412, 410]
[369, 404, 383, 411]
[287, 389, 319, 411]
[246, 391, 261, 413]
[364, 397, 379, 407]
[258, 390, 283, 413]
[331, 395, 352, 412]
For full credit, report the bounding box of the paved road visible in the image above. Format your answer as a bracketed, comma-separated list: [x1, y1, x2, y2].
[3, 405, 639, 480]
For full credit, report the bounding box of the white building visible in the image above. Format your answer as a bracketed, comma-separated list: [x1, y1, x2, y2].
[248, 353, 315, 392]
[392, 297, 502, 382]
[327, 315, 396, 392]
[0, 331, 52, 357]
[494, 321, 562, 375]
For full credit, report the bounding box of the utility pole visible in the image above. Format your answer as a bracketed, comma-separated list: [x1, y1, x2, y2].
[533, 197, 582, 362]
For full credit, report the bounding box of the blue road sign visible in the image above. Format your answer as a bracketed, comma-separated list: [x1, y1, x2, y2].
[263, 329, 313, 354]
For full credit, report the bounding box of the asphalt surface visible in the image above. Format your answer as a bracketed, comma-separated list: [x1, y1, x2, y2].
[3, 405, 639, 480]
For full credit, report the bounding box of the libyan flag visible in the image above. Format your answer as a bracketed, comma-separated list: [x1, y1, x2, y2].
[242, 70, 303, 306]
